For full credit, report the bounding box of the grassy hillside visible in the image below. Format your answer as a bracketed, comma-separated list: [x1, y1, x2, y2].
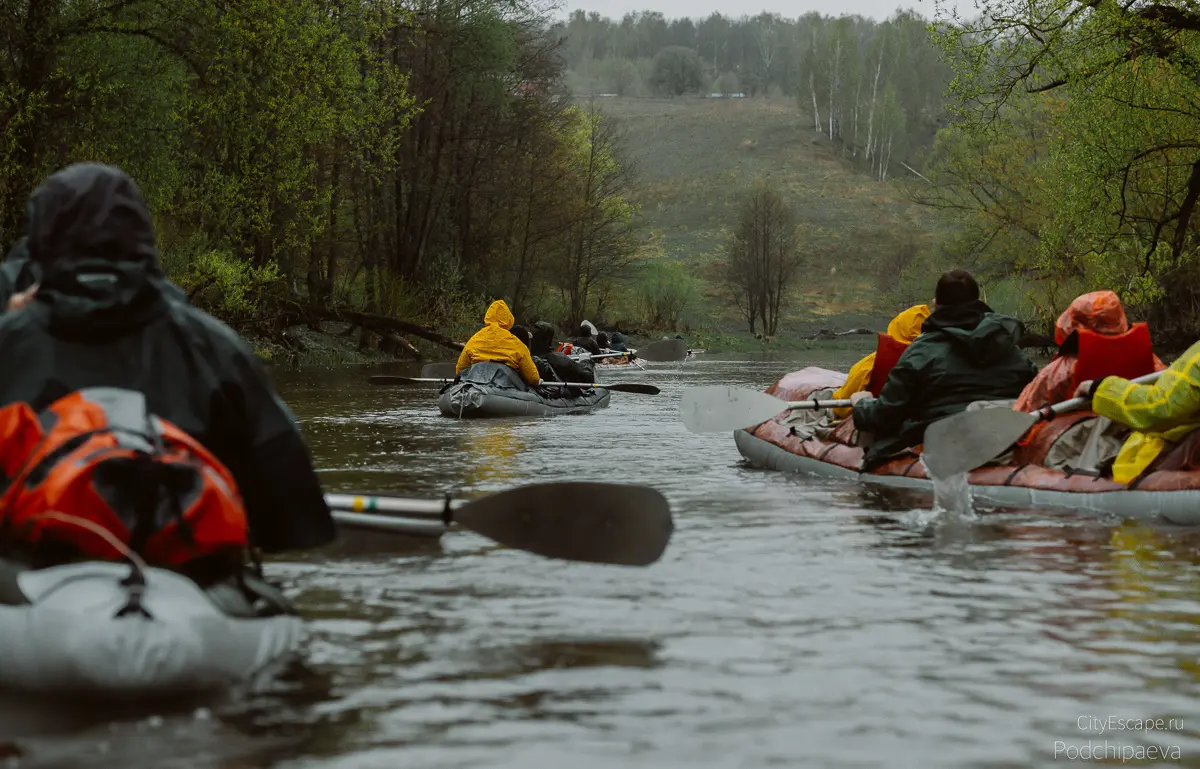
[595, 96, 938, 340]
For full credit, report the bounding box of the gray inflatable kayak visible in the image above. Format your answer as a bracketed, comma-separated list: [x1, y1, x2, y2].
[0, 559, 302, 698]
[438, 362, 610, 418]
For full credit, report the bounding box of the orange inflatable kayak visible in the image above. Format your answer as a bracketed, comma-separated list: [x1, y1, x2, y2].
[734, 367, 1200, 525]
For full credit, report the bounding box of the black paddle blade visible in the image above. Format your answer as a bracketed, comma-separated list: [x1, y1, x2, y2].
[421, 361, 458, 378]
[453, 482, 674, 566]
[635, 338, 688, 362]
[606, 383, 660, 395]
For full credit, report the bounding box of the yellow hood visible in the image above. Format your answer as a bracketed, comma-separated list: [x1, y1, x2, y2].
[484, 299, 514, 329]
[886, 304, 931, 343]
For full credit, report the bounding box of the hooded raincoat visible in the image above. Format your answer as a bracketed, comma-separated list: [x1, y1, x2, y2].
[1091, 339, 1200, 484]
[831, 304, 930, 418]
[852, 300, 1038, 470]
[1014, 291, 1165, 412]
[0, 163, 335, 554]
[456, 300, 541, 386]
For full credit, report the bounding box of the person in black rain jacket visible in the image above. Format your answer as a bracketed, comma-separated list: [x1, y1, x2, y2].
[0, 163, 335, 554]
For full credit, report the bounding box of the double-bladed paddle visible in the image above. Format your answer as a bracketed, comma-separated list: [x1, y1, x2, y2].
[920, 370, 1165, 480]
[679, 385, 853, 433]
[325, 482, 673, 566]
[369, 375, 660, 395]
[417, 338, 688, 375]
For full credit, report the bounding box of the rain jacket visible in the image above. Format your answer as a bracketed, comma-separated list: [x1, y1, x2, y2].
[0, 237, 40, 308]
[831, 304, 930, 418]
[531, 321, 593, 382]
[853, 300, 1038, 470]
[1091, 339, 1200, 484]
[0, 163, 335, 554]
[456, 300, 540, 386]
[1014, 291, 1165, 412]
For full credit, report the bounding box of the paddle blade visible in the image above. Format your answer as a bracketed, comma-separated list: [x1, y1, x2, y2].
[922, 407, 1037, 479]
[421, 361, 458, 378]
[606, 383, 660, 395]
[453, 482, 673, 566]
[679, 386, 787, 433]
[635, 338, 688, 362]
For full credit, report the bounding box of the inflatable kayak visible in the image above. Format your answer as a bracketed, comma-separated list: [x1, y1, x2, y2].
[735, 367, 1200, 526]
[438, 362, 610, 418]
[0, 558, 302, 698]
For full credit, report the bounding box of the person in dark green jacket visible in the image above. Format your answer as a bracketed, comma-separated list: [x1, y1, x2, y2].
[851, 269, 1039, 470]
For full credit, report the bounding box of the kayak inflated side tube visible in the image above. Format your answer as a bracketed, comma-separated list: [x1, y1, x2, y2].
[438, 362, 610, 418]
[0, 562, 302, 697]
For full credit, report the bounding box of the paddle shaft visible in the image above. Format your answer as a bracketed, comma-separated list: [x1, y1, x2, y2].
[785, 398, 855, 411]
[1030, 370, 1164, 422]
[384, 376, 630, 391]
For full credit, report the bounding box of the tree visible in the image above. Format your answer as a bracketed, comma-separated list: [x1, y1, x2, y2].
[649, 46, 703, 96]
[722, 183, 804, 336]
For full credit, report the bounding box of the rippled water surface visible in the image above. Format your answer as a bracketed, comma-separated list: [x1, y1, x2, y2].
[14, 352, 1200, 768]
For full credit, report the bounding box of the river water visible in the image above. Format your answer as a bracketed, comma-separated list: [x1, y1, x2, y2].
[12, 351, 1200, 768]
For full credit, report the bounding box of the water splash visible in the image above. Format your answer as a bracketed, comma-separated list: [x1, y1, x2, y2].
[900, 458, 977, 530]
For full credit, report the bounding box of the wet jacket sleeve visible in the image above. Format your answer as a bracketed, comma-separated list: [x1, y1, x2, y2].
[1014, 357, 1073, 412]
[1093, 342, 1200, 433]
[229, 349, 336, 553]
[852, 348, 920, 436]
[455, 343, 473, 374]
[516, 345, 540, 386]
[831, 352, 874, 418]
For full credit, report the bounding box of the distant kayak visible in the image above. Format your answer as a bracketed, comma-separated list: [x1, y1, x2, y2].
[735, 366, 1200, 526]
[438, 362, 610, 418]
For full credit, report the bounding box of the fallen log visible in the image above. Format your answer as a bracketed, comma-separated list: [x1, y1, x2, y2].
[329, 310, 464, 353]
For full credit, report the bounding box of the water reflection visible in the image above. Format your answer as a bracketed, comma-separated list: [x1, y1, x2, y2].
[11, 350, 1200, 769]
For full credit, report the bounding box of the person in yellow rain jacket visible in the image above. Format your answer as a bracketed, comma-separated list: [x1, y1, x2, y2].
[1074, 340, 1200, 484]
[456, 299, 541, 386]
[830, 304, 931, 418]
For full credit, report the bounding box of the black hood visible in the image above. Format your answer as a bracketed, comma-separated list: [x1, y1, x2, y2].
[531, 321, 555, 356]
[25, 163, 167, 336]
[924, 299, 1026, 366]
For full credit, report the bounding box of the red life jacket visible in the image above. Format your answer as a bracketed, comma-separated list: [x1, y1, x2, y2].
[867, 333, 911, 396]
[1071, 322, 1156, 391]
[0, 388, 249, 567]
[557, 342, 574, 355]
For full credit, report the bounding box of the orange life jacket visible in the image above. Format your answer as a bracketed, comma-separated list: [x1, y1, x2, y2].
[1071, 322, 1156, 391]
[867, 333, 911, 396]
[0, 388, 249, 567]
[557, 342, 574, 355]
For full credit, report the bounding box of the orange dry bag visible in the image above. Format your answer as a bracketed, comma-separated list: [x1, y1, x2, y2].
[0, 388, 249, 567]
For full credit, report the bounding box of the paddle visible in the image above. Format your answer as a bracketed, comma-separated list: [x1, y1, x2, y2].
[921, 370, 1165, 480]
[368, 375, 659, 395]
[680, 385, 852, 433]
[325, 482, 673, 566]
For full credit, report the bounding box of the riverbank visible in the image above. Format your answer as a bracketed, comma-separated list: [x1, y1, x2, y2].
[250, 314, 890, 368]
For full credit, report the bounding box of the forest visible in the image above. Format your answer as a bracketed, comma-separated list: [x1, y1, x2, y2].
[4, 1, 1200, 351]
[1, 0, 641, 354]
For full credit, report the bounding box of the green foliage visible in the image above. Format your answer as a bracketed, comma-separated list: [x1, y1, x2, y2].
[649, 47, 703, 96]
[631, 259, 703, 330]
[925, 0, 1200, 346]
[175, 245, 284, 320]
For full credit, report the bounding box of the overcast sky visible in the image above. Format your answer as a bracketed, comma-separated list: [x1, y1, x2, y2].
[553, 0, 973, 22]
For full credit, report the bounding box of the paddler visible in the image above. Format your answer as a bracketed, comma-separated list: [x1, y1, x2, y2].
[0, 163, 335, 555]
[850, 269, 1038, 470]
[1074, 339, 1200, 484]
[1015, 290, 1163, 411]
[456, 299, 541, 385]
[829, 303, 931, 418]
